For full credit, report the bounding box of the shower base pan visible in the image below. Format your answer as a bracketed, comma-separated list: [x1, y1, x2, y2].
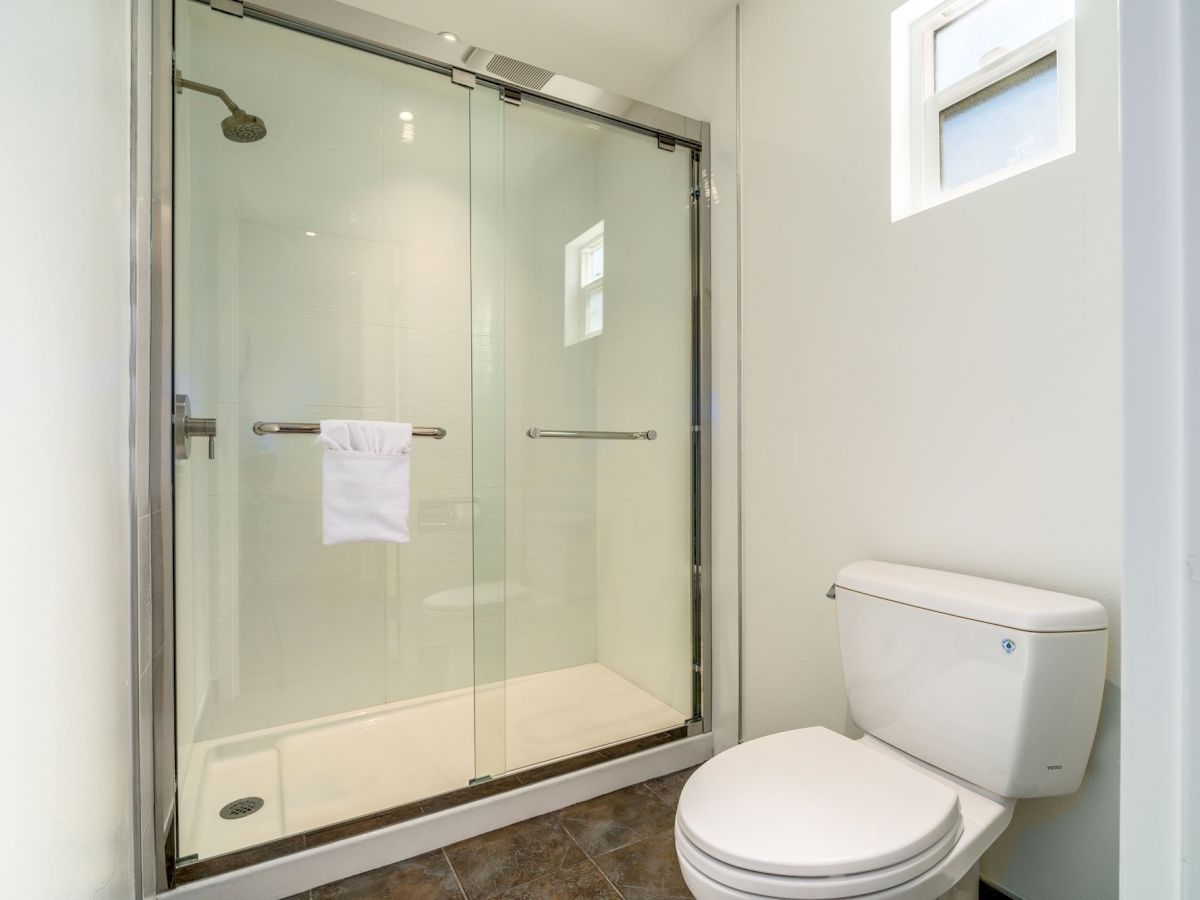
[178, 662, 688, 863]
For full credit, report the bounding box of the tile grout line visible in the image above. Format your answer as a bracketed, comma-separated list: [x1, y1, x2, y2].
[560, 810, 647, 861]
[559, 817, 590, 859]
[470, 818, 593, 900]
[441, 847, 469, 900]
[558, 821, 627, 899]
[588, 857, 627, 900]
[640, 779, 674, 808]
[606, 826, 684, 900]
[556, 820, 619, 897]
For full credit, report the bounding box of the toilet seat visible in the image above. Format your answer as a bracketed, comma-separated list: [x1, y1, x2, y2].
[675, 728, 965, 899]
[675, 819, 963, 899]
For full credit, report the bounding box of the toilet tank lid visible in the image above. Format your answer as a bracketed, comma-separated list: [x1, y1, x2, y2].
[834, 561, 1108, 633]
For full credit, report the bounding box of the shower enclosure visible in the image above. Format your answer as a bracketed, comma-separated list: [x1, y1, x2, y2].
[167, 0, 708, 872]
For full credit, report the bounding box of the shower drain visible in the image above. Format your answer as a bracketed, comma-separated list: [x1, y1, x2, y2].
[219, 797, 264, 820]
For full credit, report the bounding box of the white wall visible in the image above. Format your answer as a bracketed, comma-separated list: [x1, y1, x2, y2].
[739, 1, 1122, 898]
[0, 2, 136, 898]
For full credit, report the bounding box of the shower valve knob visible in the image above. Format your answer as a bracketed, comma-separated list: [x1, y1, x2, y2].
[189, 419, 217, 460]
[174, 394, 218, 461]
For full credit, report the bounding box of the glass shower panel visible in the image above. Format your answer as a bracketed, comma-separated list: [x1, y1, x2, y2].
[487, 98, 696, 777]
[172, 3, 475, 861]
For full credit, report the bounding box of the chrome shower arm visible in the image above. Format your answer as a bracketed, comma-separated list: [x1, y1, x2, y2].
[175, 71, 241, 114]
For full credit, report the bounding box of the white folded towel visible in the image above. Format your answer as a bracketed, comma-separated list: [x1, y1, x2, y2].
[314, 420, 412, 545]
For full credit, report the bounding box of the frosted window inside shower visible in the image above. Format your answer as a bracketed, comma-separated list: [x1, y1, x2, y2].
[940, 53, 1058, 191]
[934, 0, 1072, 90]
[584, 288, 603, 337]
[564, 221, 605, 344]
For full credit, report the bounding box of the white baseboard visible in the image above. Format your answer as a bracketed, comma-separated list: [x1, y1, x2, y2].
[160, 733, 712, 900]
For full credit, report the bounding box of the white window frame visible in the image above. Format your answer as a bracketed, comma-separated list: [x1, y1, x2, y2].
[582, 284, 603, 339]
[580, 233, 604, 289]
[564, 221, 604, 346]
[580, 231, 604, 338]
[892, 0, 1076, 220]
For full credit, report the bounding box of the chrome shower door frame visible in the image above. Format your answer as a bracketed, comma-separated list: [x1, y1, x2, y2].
[231, 0, 704, 145]
[149, 0, 715, 886]
[693, 126, 715, 737]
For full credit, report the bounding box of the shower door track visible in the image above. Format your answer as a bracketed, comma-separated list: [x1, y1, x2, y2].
[225, 0, 705, 149]
[152, 0, 714, 889]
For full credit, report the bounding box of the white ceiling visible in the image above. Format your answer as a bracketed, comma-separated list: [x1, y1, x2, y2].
[338, 0, 737, 100]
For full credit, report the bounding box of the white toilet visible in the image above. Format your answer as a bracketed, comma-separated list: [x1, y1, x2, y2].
[676, 561, 1108, 900]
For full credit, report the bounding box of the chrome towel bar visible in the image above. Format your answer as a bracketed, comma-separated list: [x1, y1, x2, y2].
[527, 427, 656, 441]
[253, 421, 447, 439]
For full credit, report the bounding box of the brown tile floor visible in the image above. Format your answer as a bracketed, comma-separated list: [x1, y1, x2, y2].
[288, 765, 700, 900]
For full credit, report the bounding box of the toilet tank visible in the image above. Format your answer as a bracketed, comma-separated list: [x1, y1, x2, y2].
[833, 561, 1108, 799]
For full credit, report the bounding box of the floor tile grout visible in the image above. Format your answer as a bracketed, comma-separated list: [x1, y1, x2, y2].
[590, 824, 677, 862]
[589, 856, 627, 899]
[560, 818, 631, 899]
[558, 814, 587, 856]
[472, 819, 588, 900]
[441, 847, 469, 900]
[302, 768, 695, 899]
[560, 786, 669, 861]
[640, 779, 676, 808]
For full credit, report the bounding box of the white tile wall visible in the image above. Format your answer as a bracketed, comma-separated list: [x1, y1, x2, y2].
[593, 130, 695, 717]
[496, 109, 603, 683]
[480, 91, 697, 714]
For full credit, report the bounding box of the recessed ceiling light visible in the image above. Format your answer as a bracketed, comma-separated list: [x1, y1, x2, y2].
[439, 31, 460, 42]
[305, 231, 316, 237]
[399, 111, 414, 122]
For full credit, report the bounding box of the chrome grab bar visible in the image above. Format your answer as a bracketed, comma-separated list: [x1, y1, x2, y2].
[253, 421, 447, 439]
[527, 427, 657, 441]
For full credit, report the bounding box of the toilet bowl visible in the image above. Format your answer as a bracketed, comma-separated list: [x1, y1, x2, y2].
[675, 561, 1108, 900]
[675, 728, 1014, 900]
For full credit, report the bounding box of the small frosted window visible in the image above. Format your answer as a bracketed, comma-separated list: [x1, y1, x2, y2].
[893, 0, 1075, 218]
[940, 53, 1058, 192]
[564, 221, 604, 345]
[584, 288, 603, 337]
[934, 0, 1072, 91]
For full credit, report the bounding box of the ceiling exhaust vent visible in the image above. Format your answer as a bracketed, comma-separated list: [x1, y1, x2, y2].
[485, 54, 554, 90]
[464, 48, 555, 91]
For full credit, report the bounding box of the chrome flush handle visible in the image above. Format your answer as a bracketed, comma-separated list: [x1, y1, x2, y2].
[174, 394, 218, 460]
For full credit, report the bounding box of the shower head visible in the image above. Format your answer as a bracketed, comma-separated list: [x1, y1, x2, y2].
[175, 70, 267, 143]
[221, 109, 268, 143]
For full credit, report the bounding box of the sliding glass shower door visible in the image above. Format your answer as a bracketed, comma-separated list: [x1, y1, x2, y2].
[172, 3, 478, 861]
[171, 0, 698, 868]
[469, 93, 697, 779]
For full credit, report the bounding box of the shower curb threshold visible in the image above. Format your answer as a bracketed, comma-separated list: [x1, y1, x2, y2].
[157, 732, 712, 900]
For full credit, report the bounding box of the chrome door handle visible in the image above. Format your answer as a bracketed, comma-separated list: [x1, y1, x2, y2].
[526, 427, 657, 441]
[174, 394, 218, 460]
